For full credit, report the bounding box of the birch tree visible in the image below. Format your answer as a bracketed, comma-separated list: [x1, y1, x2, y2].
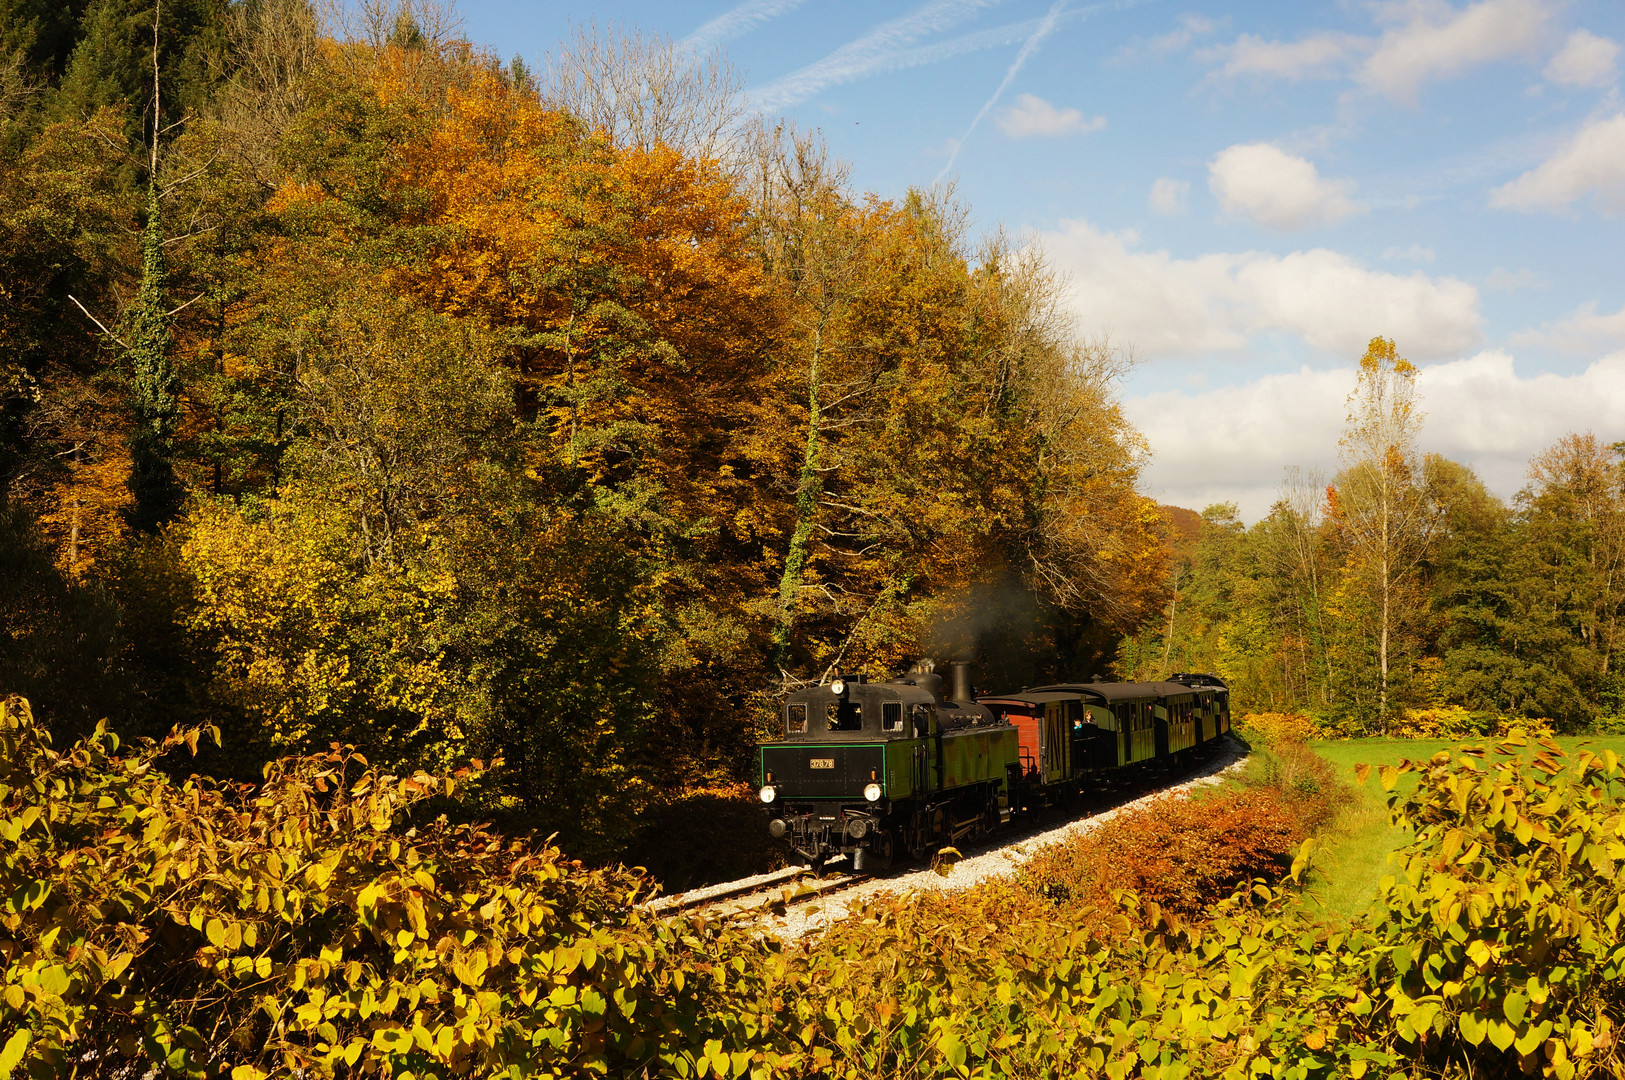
[1338, 336, 1437, 727]
[741, 127, 865, 675]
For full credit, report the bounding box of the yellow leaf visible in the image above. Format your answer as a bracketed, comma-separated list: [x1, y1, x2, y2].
[0, 1027, 28, 1078]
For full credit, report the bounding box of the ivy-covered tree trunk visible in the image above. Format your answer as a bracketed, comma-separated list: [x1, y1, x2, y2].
[772, 329, 823, 674]
[125, 181, 183, 531]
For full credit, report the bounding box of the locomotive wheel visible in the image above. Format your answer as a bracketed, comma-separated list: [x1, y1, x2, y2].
[868, 828, 894, 871]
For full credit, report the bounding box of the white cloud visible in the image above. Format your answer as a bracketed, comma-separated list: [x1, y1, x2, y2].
[1147, 13, 1217, 55]
[1115, 13, 1219, 62]
[1126, 350, 1625, 521]
[1149, 177, 1190, 215]
[747, 0, 1002, 111]
[996, 93, 1105, 138]
[747, 0, 1131, 112]
[937, 0, 1069, 181]
[1489, 113, 1625, 213]
[1201, 32, 1363, 81]
[1126, 366, 1354, 519]
[1513, 300, 1625, 350]
[1359, 0, 1554, 105]
[1417, 352, 1625, 477]
[1384, 243, 1436, 262]
[1208, 143, 1366, 230]
[1035, 219, 1483, 359]
[1544, 29, 1620, 88]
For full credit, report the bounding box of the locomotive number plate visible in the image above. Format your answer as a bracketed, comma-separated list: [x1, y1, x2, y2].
[809, 758, 835, 769]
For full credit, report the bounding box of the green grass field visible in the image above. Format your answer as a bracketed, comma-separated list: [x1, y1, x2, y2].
[1294, 734, 1625, 922]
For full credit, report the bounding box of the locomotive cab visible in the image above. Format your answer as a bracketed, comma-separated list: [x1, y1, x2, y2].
[759, 662, 1016, 871]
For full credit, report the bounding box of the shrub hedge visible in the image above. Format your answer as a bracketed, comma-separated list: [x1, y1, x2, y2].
[5, 696, 1624, 1078]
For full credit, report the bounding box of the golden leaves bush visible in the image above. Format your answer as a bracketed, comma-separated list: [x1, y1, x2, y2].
[7, 695, 1625, 1079]
[1359, 731, 1625, 1078]
[0, 696, 744, 1078]
[1238, 711, 1324, 744]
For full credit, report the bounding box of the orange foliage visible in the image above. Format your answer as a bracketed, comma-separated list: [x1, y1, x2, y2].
[389, 72, 779, 489]
[35, 449, 132, 577]
[1020, 787, 1313, 920]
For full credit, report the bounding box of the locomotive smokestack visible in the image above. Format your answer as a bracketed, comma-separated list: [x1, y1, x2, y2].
[950, 660, 973, 705]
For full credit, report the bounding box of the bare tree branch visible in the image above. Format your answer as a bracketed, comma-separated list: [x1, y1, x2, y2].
[67, 295, 127, 348]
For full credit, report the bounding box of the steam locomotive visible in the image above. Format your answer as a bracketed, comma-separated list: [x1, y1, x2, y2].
[756, 662, 1230, 871]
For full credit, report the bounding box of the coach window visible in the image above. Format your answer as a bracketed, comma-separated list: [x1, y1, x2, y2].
[882, 701, 904, 731]
[787, 703, 807, 734]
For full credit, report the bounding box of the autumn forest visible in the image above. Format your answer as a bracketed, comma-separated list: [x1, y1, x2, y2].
[1, 0, 1171, 860]
[2, 0, 1621, 868]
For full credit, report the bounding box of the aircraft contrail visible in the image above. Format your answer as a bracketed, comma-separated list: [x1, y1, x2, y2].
[749, 0, 1009, 112]
[935, 0, 1068, 184]
[682, 0, 812, 51]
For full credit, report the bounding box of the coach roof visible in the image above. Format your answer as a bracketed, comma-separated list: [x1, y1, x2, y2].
[1028, 682, 1164, 703]
[977, 690, 1079, 706]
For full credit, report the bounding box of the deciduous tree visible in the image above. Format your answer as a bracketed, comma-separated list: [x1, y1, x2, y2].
[1336, 336, 1436, 728]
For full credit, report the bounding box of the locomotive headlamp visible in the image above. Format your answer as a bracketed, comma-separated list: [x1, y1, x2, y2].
[759, 785, 777, 804]
[863, 782, 882, 802]
[830, 678, 847, 696]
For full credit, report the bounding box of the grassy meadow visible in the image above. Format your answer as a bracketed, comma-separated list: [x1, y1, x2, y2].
[1295, 733, 1625, 921]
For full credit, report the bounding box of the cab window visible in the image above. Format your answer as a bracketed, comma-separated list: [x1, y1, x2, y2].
[786, 703, 807, 734]
[827, 700, 862, 731]
[882, 701, 903, 731]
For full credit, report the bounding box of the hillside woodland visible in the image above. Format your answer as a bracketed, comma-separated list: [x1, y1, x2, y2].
[0, 0, 1166, 857]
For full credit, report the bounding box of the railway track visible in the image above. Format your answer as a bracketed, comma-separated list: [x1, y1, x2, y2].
[646, 864, 872, 921]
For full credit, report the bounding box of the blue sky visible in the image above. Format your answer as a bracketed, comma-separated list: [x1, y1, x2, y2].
[462, 0, 1625, 519]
